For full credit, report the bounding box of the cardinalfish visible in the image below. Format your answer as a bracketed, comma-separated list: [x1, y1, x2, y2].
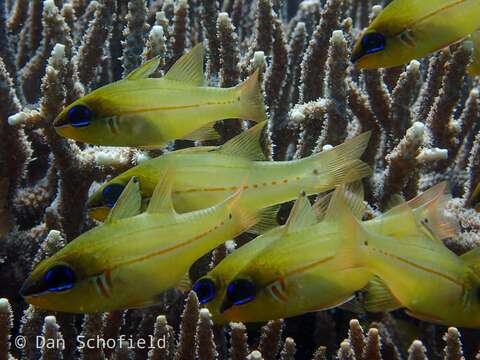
[351, 0, 480, 69]
[195, 182, 466, 325]
[53, 44, 267, 147]
[325, 183, 480, 328]
[86, 122, 372, 222]
[193, 185, 374, 323]
[20, 171, 271, 313]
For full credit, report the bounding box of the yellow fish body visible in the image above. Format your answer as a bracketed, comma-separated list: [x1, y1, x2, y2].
[87, 123, 372, 221]
[54, 44, 267, 147]
[194, 186, 374, 323]
[352, 0, 480, 69]
[332, 185, 480, 327]
[20, 172, 264, 313]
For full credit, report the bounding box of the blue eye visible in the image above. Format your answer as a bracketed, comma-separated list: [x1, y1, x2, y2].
[67, 105, 92, 128]
[44, 265, 76, 292]
[361, 32, 386, 55]
[102, 183, 125, 208]
[226, 279, 256, 305]
[193, 278, 216, 304]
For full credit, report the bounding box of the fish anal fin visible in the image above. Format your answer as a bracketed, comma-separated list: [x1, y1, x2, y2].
[105, 177, 142, 223]
[362, 276, 402, 313]
[181, 123, 220, 142]
[125, 56, 161, 80]
[164, 44, 205, 86]
[147, 168, 176, 215]
[217, 122, 267, 161]
[248, 205, 280, 235]
[285, 192, 317, 233]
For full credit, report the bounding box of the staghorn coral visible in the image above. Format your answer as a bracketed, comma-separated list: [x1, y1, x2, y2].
[1, 0, 480, 359]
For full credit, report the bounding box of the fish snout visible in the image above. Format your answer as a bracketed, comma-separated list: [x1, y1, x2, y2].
[219, 298, 234, 313]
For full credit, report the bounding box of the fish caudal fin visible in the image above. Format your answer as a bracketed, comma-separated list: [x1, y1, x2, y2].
[236, 70, 268, 123]
[302, 132, 372, 192]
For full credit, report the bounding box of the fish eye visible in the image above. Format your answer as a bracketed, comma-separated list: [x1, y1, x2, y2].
[193, 278, 216, 304]
[361, 32, 386, 55]
[67, 105, 92, 128]
[102, 183, 125, 208]
[226, 278, 256, 305]
[44, 265, 76, 292]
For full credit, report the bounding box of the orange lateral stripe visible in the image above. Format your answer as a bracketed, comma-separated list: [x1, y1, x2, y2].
[119, 104, 200, 116]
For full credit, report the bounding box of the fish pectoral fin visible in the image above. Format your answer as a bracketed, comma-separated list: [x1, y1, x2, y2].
[125, 56, 162, 80]
[175, 272, 192, 292]
[147, 168, 177, 215]
[164, 43, 205, 86]
[248, 205, 281, 235]
[285, 192, 317, 233]
[217, 122, 267, 160]
[105, 177, 142, 223]
[181, 123, 221, 142]
[362, 276, 402, 313]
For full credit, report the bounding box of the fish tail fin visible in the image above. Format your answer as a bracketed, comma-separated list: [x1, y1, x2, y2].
[324, 184, 369, 269]
[406, 182, 458, 240]
[236, 70, 268, 123]
[300, 132, 372, 192]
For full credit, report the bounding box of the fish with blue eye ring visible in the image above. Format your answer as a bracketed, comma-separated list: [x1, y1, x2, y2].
[351, 0, 480, 69]
[20, 172, 273, 313]
[86, 123, 372, 223]
[194, 182, 467, 325]
[53, 44, 267, 148]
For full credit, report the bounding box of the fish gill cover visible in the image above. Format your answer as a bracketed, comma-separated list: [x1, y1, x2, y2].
[0, 0, 480, 359]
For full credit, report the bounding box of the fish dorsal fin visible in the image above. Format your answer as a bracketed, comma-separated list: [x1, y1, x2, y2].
[105, 177, 142, 223]
[146, 168, 176, 215]
[406, 182, 458, 241]
[361, 276, 402, 313]
[375, 203, 419, 238]
[217, 122, 267, 161]
[324, 184, 360, 224]
[285, 192, 317, 233]
[125, 56, 161, 80]
[164, 43, 205, 86]
[248, 205, 280, 235]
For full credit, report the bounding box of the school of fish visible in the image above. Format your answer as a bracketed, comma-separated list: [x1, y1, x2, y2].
[21, 1, 480, 328]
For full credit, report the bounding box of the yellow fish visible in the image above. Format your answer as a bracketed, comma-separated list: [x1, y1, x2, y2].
[351, 0, 480, 69]
[53, 44, 267, 147]
[20, 171, 267, 313]
[194, 184, 374, 323]
[196, 183, 460, 324]
[328, 185, 480, 327]
[86, 123, 372, 222]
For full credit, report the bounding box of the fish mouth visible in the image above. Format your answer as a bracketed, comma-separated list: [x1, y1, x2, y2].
[87, 207, 110, 222]
[20, 278, 45, 298]
[350, 49, 365, 64]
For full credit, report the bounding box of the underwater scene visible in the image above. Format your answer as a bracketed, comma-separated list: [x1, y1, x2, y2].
[2, 0, 480, 358]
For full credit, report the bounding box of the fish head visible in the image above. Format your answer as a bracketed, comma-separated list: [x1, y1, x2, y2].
[87, 175, 136, 222]
[20, 234, 113, 313]
[53, 87, 122, 145]
[351, 29, 415, 69]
